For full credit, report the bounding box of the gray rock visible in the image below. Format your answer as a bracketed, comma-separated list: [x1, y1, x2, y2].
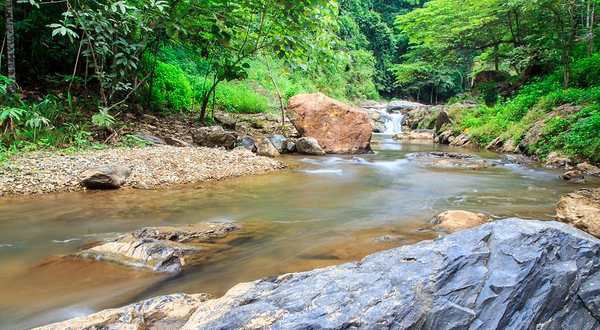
[545, 151, 573, 169]
[286, 141, 297, 153]
[214, 114, 237, 129]
[179, 219, 599, 329]
[435, 110, 452, 133]
[79, 163, 132, 189]
[257, 138, 280, 158]
[240, 136, 257, 152]
[37, 293, 213, 330]
[192, 126, 238, 149]
[577, 162, 600, 177]
[410, 152, 492, 170]
[387, 100, 425, 112]
[501, 154, 535, 165]
[295, 137, 326, 156]
[71, 236, 201, 273]
[133, 133, 165, 145]
[164, 136, 193, 147]
[39, 219, 600, 330]
[268, 134, 288, 153]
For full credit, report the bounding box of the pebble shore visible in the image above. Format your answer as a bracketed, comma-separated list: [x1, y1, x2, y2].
[0, 146, 285, 196]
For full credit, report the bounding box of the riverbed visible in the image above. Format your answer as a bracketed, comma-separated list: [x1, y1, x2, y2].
[0, 135, 595, 330]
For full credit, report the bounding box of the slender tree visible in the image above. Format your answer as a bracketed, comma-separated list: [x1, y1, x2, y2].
[5, 0, 16, 93]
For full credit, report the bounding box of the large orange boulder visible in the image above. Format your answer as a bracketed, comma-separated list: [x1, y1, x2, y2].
[286, 93, 372, 154]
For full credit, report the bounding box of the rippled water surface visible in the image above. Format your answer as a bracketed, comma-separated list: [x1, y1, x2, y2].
[0, 136, 596, 329]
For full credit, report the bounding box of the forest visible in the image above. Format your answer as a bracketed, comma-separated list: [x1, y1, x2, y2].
[0, 0, 599, 163]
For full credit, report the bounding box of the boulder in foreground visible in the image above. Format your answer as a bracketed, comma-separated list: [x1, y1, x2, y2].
[79, 163, 132, 189]
[42, 219, 600, 330]
[287, 93, 372, 154]
[557, 188, 600, 238]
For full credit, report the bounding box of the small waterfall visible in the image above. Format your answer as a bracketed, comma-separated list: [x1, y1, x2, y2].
[383, 112, 405, 134]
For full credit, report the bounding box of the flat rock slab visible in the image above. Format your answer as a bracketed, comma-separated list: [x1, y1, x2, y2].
[72, 237, 201, 273]
[73, 222, 243, 273]
[45, 219, 600, 329]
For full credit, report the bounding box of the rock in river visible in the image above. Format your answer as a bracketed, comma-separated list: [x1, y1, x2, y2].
[556, 188, 600, 238]
[432, 210, 490, 233]
[559, 170, 586, 183]
[43, 218, 600, 330]
[79, 163, 132, 189]
[72, 222, 243, 273]
[287, 93, 372, 154]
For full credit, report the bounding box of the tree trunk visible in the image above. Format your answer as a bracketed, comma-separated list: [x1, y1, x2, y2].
[263, 52, 286, 129]
[5, 0, 16, 94]
[494, 44, 499, 71]
[199, 82, 219, 122]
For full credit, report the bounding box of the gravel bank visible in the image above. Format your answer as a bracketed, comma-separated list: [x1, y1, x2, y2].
[0, 146, 285, 196]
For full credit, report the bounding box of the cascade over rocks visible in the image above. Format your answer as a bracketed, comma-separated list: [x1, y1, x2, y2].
[287, 93, 372, 154]
[556, 188, 600, 238]
[42, 219, 600, 330]
[79, 163, 132, 189]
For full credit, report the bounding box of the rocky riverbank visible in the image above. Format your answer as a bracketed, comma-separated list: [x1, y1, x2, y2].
[37, 218, 600, 330]
[0, 146, 285, 196]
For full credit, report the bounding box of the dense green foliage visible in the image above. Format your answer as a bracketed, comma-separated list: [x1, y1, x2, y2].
[1, 0, 599, 164]
[451, 56, 600, 163]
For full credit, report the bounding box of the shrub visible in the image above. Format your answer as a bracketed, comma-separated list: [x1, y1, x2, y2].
[214, 82, 270, 114]
[146, 58, 193, 113]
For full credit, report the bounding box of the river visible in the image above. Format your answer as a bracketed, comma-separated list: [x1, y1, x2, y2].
[0, 135, 594, 329]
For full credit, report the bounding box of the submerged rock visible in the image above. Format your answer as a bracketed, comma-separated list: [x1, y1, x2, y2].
[132, 222, 241, 243]
[287, 93, 372, 154]
[295, 137, 326, 156]
[432, 210, 490, 233]
[559, 170, 586, 183]
[36, 293, 213, 330]
[557, 188, 600, 238]
[501, 154, 535, 165]
[410, 152, 492, 170]
[79, 163, 132, 189]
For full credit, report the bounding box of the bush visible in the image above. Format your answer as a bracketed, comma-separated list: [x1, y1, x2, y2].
[214, 82, 270, 114]
[146, 58, 193, 113]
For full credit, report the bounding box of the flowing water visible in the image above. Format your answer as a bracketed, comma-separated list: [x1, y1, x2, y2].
[382, 112, 405, 134]
[0, 136, 596, 329]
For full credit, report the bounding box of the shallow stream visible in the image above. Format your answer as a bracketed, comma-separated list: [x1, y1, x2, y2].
[0, 135, 595, 329]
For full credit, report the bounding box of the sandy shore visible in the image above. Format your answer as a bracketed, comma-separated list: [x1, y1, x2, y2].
[0, 146, 285, 196]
